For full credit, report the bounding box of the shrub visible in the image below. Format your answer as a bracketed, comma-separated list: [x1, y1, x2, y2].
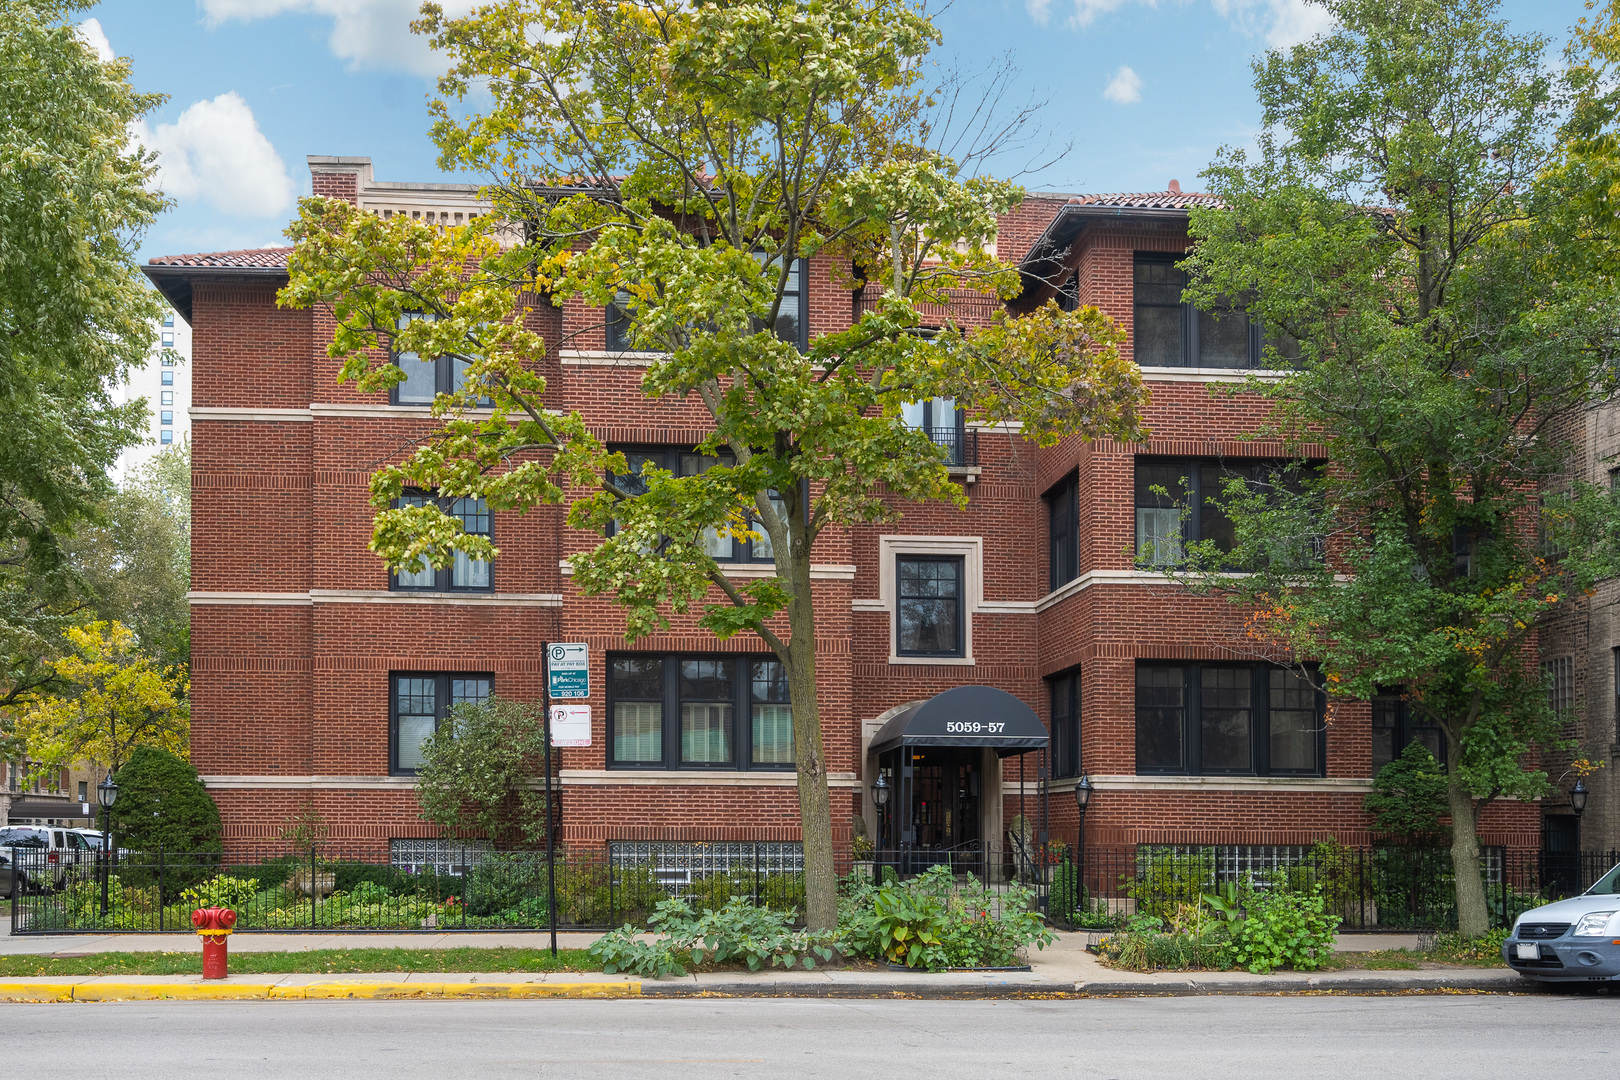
[837, 865, 1054, 971]
[181, 874, 261, 910]
[1223, 887, 1340, 973]
[1128, 849, 1216, 919]
[1429, 927, 1510, 963]
[109, 746, 223, 855]
[589, 896, 834, 977]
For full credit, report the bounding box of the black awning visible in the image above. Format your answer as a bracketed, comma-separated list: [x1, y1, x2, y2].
[869, 686, 1049, 757]
[5, 799, 93, 821]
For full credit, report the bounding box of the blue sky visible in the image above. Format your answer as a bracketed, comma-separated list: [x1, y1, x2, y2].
[84, 0, 1586, 261]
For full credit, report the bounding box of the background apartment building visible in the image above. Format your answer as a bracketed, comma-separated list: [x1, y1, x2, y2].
[112, 299, 192, 481]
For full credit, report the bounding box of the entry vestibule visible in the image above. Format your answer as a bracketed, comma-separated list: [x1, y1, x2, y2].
[865, 686, 1050, 873]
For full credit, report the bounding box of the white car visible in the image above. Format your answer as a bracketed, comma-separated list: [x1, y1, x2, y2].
[0, 825, 98, 893]
[1503, 861, 1620, 982]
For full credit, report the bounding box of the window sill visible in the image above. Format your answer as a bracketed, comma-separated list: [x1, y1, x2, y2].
[559, 349, 667, 367]
[888, 654, 975, 667]
[1082, 774, 1370, 794]
[1137, 366, 1290, 384]
[558, 770, 860, 788]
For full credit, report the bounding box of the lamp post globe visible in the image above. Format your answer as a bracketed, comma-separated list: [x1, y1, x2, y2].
[870, 773, 890, 809]
[97, 774, 119, 809]
[1571, 778, 1588, 817]
[1074, 774, 1092, 813]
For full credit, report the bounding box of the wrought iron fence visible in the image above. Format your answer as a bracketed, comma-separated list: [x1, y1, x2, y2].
[11, 840, 1613, 935]
[1043, 846, 1620, 933]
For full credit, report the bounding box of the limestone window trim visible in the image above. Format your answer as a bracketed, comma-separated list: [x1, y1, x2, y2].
[875, 535, 983, 667]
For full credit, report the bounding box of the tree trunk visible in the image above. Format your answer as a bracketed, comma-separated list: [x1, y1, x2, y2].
[783, 556, 836, 931]
[1446, 767, 1490, 938]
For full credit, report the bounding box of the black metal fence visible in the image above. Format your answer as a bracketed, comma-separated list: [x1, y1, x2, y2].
[11, 840, 1616, 935]
[1043, 846, 1620, 933]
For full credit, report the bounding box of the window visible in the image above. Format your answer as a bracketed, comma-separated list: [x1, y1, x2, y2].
[162, 313, 174, 327]
[161, 371, 174, 386]
[160, 430, 173, 444]
[391, 673, 492, 773]
[161, 391, 174, 406]
[610, 448, 785, 563]
[1132, 253, 1293, 369]
[605, 288, 638, 352]
[1046, 473, 1079, 591]
[390, 312, 488, 405]
[753, 253, 808, 351]
[896, 556, 964, 657]
[77, 781, 87, 802]
[1049, 669, 1081, 779]
[901, 398, 968, 466]
[160, 410, 173, 424]
[608, 654, 792, 769]
[1135, 662, 1324, 776]
[162, 332, 174, 347]
[1370, 690, 1445, 771]
[160, 354, 176, 367]
[1544, 657, 1575, 718]
[390, 492, 493, 591]
[1134, 457, 1318, 567]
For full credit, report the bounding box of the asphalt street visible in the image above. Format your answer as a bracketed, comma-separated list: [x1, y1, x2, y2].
[9, 993, 1616, 1079]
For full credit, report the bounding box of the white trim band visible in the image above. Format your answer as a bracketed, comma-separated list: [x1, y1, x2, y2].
[189, 590, 562, 608]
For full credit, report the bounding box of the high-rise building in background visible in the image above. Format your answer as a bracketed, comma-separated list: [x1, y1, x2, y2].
[113, 301, 191, 480]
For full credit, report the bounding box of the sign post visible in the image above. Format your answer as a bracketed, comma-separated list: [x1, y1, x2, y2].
[540, 643, 558, 957]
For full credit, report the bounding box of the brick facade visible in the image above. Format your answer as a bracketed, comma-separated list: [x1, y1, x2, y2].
[148, 157, 1538, 858]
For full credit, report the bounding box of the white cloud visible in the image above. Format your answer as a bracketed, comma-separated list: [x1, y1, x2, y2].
[200, 0, 476, 77]
[1043, 0, 1332, 46]
[1104, 66, 1144, 104]
[78, 18, 114, 62]
[133, 93, 294, 218]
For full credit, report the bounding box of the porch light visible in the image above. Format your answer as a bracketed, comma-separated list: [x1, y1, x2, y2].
[1074, 774, 1093, 812]
[97, 774, 119, 809]
[870, 773, 891, 809]
[1572, 778, 1588, 816]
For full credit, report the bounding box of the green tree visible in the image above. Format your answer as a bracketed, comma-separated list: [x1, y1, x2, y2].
[0, 0, 169, 714]
[1364, 744, 1450, 843]
[108, 745, 222, 854]
[12, 621, 189, 774]
[1175, 0, 1620, 936]
[414, 695, 553, 850]
[279, 0, 1149, 930]
[65, 446, 193, 672]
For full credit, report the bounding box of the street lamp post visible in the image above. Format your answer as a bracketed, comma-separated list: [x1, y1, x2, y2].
[1073, 775, 1092, 921]
[870, 773, 891, 887]
[1571, 778, 1589, 890]
[97, 774, 119, 917]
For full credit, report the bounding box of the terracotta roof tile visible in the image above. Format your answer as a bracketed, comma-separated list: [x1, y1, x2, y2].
[146, 248, 293, 269]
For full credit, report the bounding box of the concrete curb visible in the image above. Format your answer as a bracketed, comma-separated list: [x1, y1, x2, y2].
[640, 970, 1533, 999]
[0, 981, 641, 1003]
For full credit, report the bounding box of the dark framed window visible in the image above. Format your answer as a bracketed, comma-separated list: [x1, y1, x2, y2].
[1132, 253, 1294, 369]
[609, 447, 785, 563]
[391, 673, 492, 774]
[753, 253, 808, 351]
[1543, 657, 1575, 717]
[902, 397, 968, 466]
[1371, 690, 1446, 772]
[390, 312, 489, 406]
[1135, 662, 1325, 776]
[608, 654, 792, 770]
[1046, 472, 1079, 592]
[1134, 457, 1319, 567]
[1049, 668, 1081, 779]
[161, 370, 174, 386]
[896, 555, 964, 657]
[391, 491, 493, 592]
[605, 288, 637, 352]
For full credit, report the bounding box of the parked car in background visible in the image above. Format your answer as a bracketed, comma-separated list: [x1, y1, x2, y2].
[0, 825, 97, 892]
[68, 829, 129, 858]
[0, 846, 24, 899]
[1503, 861, 1620, 982]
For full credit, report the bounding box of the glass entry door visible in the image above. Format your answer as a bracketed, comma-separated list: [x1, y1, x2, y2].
[905, 749, 980, 850]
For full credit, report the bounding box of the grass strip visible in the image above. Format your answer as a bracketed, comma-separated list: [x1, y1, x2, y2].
[0, 947, 598, 978]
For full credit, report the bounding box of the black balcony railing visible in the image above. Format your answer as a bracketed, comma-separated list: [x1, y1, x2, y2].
[922, 426, 977, 467]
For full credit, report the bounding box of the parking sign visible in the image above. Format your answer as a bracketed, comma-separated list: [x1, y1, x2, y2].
[546, 643, 589, 699]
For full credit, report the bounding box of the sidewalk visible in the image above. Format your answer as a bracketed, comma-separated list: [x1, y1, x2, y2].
[0, 918, 1530, 1001]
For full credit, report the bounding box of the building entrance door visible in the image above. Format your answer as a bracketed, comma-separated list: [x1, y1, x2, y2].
[899, 749, 981, 851]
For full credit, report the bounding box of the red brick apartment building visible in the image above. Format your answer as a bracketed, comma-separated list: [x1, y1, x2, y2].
[143, 156, 1536, 869]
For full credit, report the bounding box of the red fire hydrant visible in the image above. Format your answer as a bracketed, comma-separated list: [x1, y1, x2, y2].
[192, 906, 238, 980]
